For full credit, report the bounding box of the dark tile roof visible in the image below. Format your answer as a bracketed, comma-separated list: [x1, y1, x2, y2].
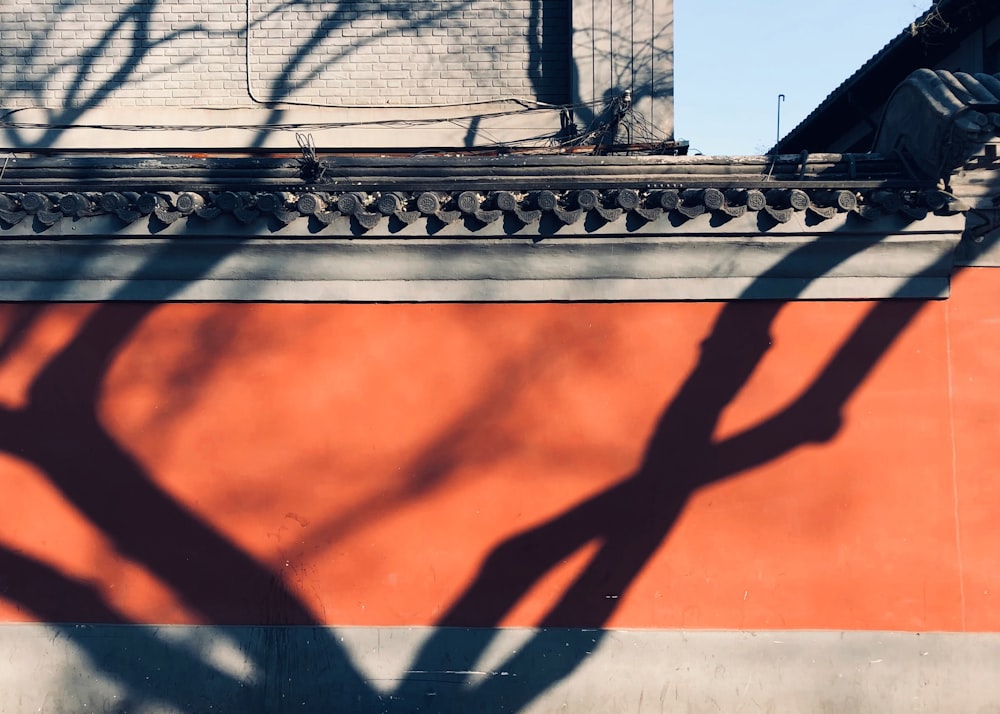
[0, 152, 955, 237]
[774, 0, 1000, 154]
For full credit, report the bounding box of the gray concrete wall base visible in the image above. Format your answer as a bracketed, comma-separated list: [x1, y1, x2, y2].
[0, 625, 997, 713]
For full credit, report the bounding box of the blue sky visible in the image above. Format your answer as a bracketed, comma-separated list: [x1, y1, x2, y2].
[674, 0, 932, 155]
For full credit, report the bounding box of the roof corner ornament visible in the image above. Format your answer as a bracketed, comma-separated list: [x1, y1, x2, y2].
[873, 69, 1000, 186]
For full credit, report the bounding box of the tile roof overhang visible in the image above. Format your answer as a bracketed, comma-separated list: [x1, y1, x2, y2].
[774, 0, 1000, 154]
[0, 151, 969, 301]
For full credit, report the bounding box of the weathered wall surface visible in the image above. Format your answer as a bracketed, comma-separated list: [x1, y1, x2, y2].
[0, 268, 999, 711]
[572, 0, 673, 135]
[0, 0, 674, 148]
[1, 0, 568, 108]
[249, 0, 569, 106]
[1, 0, 247, 109]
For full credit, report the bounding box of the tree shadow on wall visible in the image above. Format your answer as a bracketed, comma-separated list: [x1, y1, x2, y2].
[248, 0, 576, 149]
[390, 244, 948, 712]
[2, 0, 578, 150]
[567, 18, 675, 140]
[0, 0, 212, 149]
[0, 3, 976, 711]
[1, 0, 662, 152]
[0, 219, 971, 713]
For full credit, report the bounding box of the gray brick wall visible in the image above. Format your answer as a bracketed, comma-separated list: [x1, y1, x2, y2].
[0, 0, 570, 110]
[0, 1, 245, 109]
[248, 0, 569, 106]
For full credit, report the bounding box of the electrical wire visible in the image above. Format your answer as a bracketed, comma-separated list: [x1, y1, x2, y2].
[0, 99, 608, 133]
[0, 95, 673, 156]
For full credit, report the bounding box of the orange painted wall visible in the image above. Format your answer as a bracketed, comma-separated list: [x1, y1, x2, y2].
[0, 268, 998, 632]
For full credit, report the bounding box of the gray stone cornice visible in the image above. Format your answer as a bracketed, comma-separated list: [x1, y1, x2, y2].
[0, 185, 962, 237]
[0, 152, 969, 301]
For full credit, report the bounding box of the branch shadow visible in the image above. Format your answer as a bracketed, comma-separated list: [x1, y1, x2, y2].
[4, 0, 577, 151]
[393, 234, 954, 711]
[0, 215, 966, 713]
[0, 4, 976, 712]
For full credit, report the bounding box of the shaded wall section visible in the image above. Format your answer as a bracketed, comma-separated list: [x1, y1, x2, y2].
[0, 269, 997, 632]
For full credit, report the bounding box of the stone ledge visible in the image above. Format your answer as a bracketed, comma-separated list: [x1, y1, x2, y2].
[0, 219, 963, 301]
